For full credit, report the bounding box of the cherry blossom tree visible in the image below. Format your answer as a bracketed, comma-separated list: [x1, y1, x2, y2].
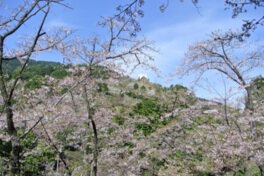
[225, 0, 264, 40]
[180, 31, 264, 111]
[55, 11, 156, 174]
[0, 0, 72, 174]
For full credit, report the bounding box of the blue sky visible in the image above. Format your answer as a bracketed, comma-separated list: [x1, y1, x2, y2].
[2, 0, 264, 102]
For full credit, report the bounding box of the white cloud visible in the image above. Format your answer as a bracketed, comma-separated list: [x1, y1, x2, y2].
[46, 19, 76, 30]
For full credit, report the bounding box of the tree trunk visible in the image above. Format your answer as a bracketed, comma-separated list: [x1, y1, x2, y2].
[0, 36, 20, 175]
[82, 85, 98, 176]
[224, 98, 230, 126]
[245, 86, 253, 111]
[259, 164, 264, 176]
[90, 117, 98, 176]
[245, 86, 257, 138]
[10, 135, 21, 175]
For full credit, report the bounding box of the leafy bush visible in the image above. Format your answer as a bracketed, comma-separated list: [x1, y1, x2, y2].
[107, 128, 115, 135]
[0, 130, 56, 175]
[91, 65, 109, 79]
[59, 87, 69, 95]
[253, 77, 264, 91]
[135, 123, 154, 136]
[125, 91, 144, 99]
[0, 105, 4, 112]
[51, 68, 68, 79]
[169, 84, 188, 91]
[112, 115, 125, 126]
[133, 98, 164, 117]
[25, 75, 44, 90]
[97, 83, 109, 92]
[22, 142, 56, 176]
[141, 85, 146, 91]
[56, 127, 74, 144]
[134, 83, 139, 89]
[193, 115, 221, 125]
[0, 139, 12, 157]
[123, 141, 134, 148]
[142, 157, 166, 176]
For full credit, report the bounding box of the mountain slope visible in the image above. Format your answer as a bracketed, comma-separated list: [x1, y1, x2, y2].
[0, 61, 263, 176]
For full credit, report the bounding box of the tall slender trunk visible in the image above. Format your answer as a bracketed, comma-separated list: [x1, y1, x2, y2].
[90, 116, 98, 176]
[245, 86, 257, 138]
[82, 85, 98, 176]
[224, 98, 230, 126]
[0, 36, 20, 175]
[245, 86, 253, 111]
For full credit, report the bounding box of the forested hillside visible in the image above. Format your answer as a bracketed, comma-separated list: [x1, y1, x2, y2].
[1, 61, 264, 175]
[0, 0, 263, 176]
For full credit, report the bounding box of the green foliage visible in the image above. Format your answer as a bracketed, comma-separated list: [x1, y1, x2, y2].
[91, 65, 109, 79]
[51, 68, 68, 79]
[9, 60, 62, 80]
[175, 102, 189, 109]
[133, 99, 169, 136]
[142, 157, 166, 176]
[2, 58, 22, 76]
[141, 85, 146, 91]
[56, 127, 74, 144]
[135, 123, 154, 136]
[97, 83, 109, 92]
[125, 91, 144, 99]
[195, 172, 214, 176]
[85, 144, 93, 154]
[107, 128, 115, 135]
[123, 141, 134, 149]
[133, 83, 139, 89]
[251, 77, 264, 103]
[193, 115, 221, 125]
[0, 158, 5, 175]
[20, 131, 38, 150]
[0, 105, 4, 112]
[0, 130, 56, 175]
[59, 87, 69, 95]
[171, 149, 204, 168]
[253, 77, 264, 91]
[234, 170, 245, 176]
[112, 115, 125, 126]
[133, 98, 165, 117]
[170, 84, 188, 91]
[22, 142, 56, 176]
[25, 75, 44, 90]
[139, 151, 146, 158]
[0, 139, 12, 157]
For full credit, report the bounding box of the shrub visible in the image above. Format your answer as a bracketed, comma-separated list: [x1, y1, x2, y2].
[141, 85, 146, 91]
[133, 98, 164, 117]
[51, 68, 68, 79]
[59, 87, 69, 95]
[0, 139, 12, 158]
[135, 123, 154, 136]
[122, 141, 134, 149]
[22, 142, 56, 176]
[97, 83, 109, 92]
[92, 66, 109, 79]
[169, 84, 188, 91]
[56, 127, 74, 144]
[0, 130, 56, 175]
[107, 128, 115, 135]
[134, 83, 139, 89]
[112, 115, 125, 126]
[125, 91, 144, 99]
[25, 75, 44, 90]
